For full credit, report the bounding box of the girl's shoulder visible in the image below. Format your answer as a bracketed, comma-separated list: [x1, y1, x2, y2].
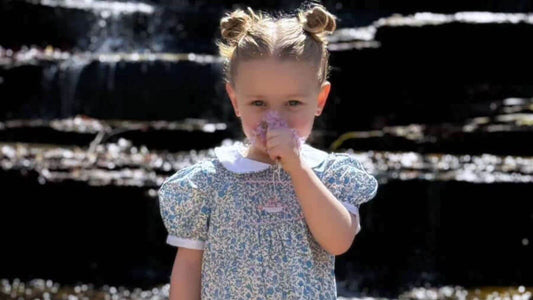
[161, 159, 218, 191]
[312, 150, 366, 174]
[322, 151, 370, 171]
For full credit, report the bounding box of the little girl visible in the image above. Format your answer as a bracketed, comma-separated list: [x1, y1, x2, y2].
[158, 3, 379, 299]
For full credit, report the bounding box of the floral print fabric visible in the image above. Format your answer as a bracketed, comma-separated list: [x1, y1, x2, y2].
[158, 143, 378, 299]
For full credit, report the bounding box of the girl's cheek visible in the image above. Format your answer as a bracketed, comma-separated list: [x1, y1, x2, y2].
[244, 121, 266, 145]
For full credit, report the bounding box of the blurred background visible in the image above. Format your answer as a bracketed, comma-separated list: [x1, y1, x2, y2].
[1, 0, 532, 299]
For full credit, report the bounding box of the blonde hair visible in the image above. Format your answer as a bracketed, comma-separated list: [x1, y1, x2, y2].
[216, 2, 337, 88]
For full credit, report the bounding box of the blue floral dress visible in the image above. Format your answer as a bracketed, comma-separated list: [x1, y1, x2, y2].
[158, 141, 379, 299]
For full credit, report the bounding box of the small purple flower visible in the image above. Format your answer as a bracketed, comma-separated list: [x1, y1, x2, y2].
[249, 111, 305, 153]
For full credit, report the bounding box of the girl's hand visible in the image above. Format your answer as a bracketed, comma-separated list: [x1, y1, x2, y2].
[266, 126, 303, 174]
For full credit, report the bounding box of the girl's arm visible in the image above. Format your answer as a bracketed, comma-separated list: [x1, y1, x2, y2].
[170, 248, 203, 300]
[289, 164, 360, 256]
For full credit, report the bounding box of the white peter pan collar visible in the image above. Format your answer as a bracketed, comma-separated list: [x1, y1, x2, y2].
[214, 140, 329, 173]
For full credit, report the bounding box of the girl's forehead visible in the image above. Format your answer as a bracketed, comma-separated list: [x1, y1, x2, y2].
[234, 58, 319, 94]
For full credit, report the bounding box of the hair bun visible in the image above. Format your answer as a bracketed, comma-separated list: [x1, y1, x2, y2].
[220, 7, 258, 46]
[298, 5, 336, 35]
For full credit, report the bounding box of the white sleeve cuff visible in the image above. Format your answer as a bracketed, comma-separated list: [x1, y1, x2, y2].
[166, 235, 206, 250]
[341, 202, 359, 216]
[341, 202, 362, 234]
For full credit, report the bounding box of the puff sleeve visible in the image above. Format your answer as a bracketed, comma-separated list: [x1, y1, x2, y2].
[157, 164, 212, 250]
[322, 153, 378, 217]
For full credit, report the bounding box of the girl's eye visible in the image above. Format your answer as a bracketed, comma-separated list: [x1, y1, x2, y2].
[288, 100, 301, 106]
[250, 100, 301, 107]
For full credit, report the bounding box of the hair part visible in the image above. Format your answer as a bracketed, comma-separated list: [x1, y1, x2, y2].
[216, 2, 337, 88]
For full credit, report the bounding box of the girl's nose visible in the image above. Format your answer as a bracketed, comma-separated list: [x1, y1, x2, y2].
[269, 109, 288, 119]
[263, 110, 290, 127]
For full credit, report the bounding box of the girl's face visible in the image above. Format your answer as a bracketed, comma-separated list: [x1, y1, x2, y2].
[225, 57, 331, 158]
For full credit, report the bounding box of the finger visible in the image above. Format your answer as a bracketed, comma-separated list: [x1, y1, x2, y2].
[266, 126, 287, 136]
[266, 148, 278, 160]
[266, 128, 278, 140]
[267, 134, 282, 143]
[268, 130, 292, 142]
[266, 137, 283, 148]
[266, 141, 282, 150]
[266, 140, 278, 151]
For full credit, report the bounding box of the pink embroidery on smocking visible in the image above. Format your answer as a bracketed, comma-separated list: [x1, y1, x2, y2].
[243, 180, 291, 185]
[258, 197, 287, 213]
[248, 215, 305, 225]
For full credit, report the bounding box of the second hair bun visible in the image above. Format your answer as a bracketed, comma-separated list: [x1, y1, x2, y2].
[298, 5, 336, 34]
